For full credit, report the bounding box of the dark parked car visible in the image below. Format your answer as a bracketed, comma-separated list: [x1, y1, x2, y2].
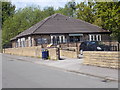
[80, 41, 110, 51]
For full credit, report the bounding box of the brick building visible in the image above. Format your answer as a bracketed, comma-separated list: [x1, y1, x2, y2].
[11, 13, 111, 48]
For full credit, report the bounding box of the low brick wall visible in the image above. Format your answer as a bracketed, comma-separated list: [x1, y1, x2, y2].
[3, 46, 59, 60]
[48, 48, 60, 60]
[3, 46, 42, 57]
[60, 47, 78, 58]
[83, 51, 119, 69]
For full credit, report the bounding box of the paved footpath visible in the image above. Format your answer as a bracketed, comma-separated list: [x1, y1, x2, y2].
[2, 54, 119, 82]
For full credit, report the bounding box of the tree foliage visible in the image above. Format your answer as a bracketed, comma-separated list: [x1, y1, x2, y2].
[55, 1, 76, 17]
[43, 7, 55, 16]
[2, 1, 120, 47]
[76, 1, 120, 42]
[93, 2, 120, 42]
[2, 2, 15, 24]
[2, 6, 54, 46]
[76, 2, 95, 23]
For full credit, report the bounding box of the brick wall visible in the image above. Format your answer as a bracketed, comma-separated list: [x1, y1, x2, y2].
[3, 46, 42, 57]
[3, 46, 59, 60]
[48, 48, 60, 60]
[83, 51, 119, 69]
[60, 47, 78, 58]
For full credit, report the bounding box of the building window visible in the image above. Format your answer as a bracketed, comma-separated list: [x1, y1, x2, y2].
[37, 38, 42, 45]
[69, 36, 82, 42]
[89, 34, 101, 41]
[69, 34, 83, 42]
[50, 36, 56, 44]
[52, 36, 56, 44]
[25, 37, 28, 47]
[16, 41, 18, 48]
[23, 38, 25, 47]
[91, 35, 94, 41]
[43, 38, 48, 44]
[20, 38, 25, 47]
[59, 35, 65, 43]
[97, 35, 101, 41]
[61, 36, 63, 43]
[51, 35, 65, 44]
[36, 38, 48, 45]
[32, 38, 35, 46]
[70, 36, 74, 42]
[56, 36, 60, 44]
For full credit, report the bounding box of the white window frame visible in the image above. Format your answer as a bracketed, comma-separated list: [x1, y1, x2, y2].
[31, 37, 34, 46]
[22, 38, 25, 47]
[97, 34, 101, 41]
[51, 35, 65, 44]
[51, 36, 53, 44]
[18, 39, 21, 47]
[51, 35, 56, 44]
[59, 36, 61, 43]
[89, 34, 101, 41]
[21, 38, 23, 47]
[62, 35, 65, 43]
[28, 36, 32, 47]
[59, 35, 65, 43]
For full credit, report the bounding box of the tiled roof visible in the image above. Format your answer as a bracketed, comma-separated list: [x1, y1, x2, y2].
[11, 13, 110, 40]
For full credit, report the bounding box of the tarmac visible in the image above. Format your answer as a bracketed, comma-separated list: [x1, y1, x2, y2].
[2, 54, 119, 82]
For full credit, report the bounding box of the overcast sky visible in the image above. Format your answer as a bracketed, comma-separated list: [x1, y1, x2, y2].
[10, 0, 83, 10]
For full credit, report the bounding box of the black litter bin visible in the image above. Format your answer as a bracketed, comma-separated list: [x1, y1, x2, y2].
[42, 49, 49, 59]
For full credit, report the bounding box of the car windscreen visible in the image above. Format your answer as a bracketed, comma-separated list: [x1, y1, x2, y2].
[88, 41, 98, 45]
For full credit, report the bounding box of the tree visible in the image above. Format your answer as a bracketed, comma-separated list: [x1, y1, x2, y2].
[76, 1, 120, 42]
[1, 2, 15, 24]
[55, 7, 65, 15]
[76, 2, 95, 23]
[2, 6, 49, 46]
[43, 7, 55, 16]
[94, 2, 120, 42]
[55, 1, 76, 17]
[64, 1, 76, 17]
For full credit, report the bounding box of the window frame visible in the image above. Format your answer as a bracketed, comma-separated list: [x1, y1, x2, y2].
[89, 34, 101, 41]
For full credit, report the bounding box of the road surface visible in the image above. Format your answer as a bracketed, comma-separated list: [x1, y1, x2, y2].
[2, 54, 118, 88]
